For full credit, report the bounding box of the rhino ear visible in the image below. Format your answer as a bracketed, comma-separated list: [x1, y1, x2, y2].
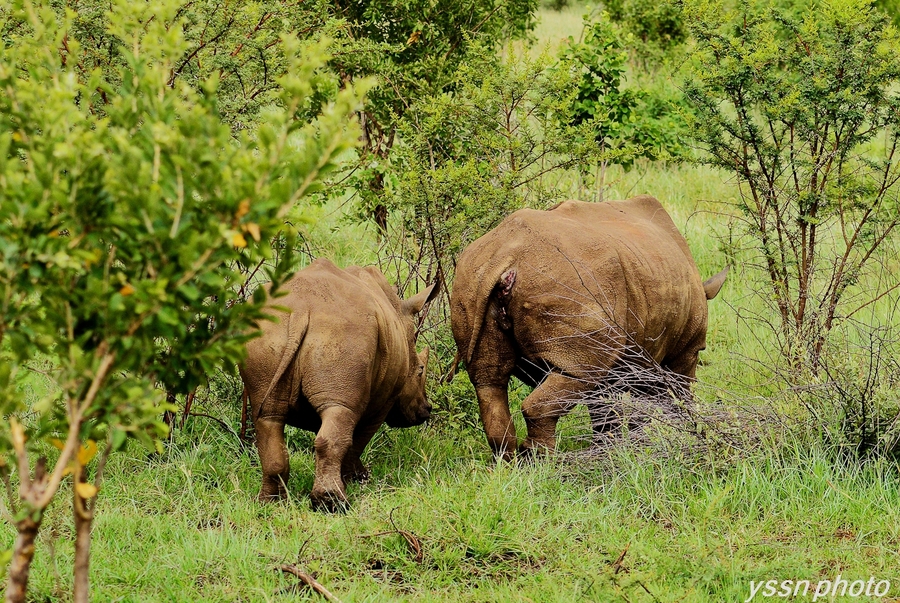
[401, 279, 441, 316]
[703, 266, 729, 300]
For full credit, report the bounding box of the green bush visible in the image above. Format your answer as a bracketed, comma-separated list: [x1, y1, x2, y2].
[382, 49, 598, 292]
[561, 13, 686, 166]
[0, 0, 363, 598]
[604, 0, 687, 64]
[682, 0, 900, 370]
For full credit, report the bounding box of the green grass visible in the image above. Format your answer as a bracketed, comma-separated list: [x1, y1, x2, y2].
[531, 2, 589, 48]
[11, 424, 900, 602]
[10, 119, 900, 603]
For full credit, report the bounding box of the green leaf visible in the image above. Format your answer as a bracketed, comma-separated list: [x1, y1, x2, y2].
[111, 428, 127, 452]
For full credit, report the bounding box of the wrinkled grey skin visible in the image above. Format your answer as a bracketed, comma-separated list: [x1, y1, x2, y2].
[450, 196, 728, 460]
[240, 258, 438, 511]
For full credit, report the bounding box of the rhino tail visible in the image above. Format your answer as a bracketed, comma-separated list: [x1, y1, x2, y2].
[465, 257, 517, 364]
[259, 309, 310, 409]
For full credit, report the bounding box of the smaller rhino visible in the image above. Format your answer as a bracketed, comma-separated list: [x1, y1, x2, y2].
[240, 259, 438, 511]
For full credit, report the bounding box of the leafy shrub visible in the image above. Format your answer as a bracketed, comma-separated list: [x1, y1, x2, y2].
[682, 0, 900, 370]
[816, 323, 900, 461]
[604, 0, 687, 64]
[381, 48, 598, 296]
[0, 0, 363, 598]
[560, 14, 686, 167]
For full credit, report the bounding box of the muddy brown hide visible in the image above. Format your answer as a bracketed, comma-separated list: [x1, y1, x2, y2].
[240, 259, 438, 511]
[449, 196, 728, 460]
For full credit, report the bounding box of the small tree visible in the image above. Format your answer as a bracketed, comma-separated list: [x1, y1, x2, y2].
[561, 13, 686, 194]
[383, 50, 598, 296]
[682, 0, 900, 368]
[330, 0, 539, 231]
[0, 1, 363, 600]
[47, 0, 342, 132]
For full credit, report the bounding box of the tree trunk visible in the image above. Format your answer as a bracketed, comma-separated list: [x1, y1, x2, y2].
[5, 515, 41, 603]
[73, 503, 93, 603]
[163, 389, 177, 441]
[359, 110, 393, 234]
[180, 390, 196, 429]
[73, 467, 95, 603]
[371, 171, 387, 234]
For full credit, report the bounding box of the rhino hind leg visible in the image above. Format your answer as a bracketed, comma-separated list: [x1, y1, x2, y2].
[341, 457, 370, 484]
[588, 400, 644, 444]
[310, 405, 360, 513]
[256, 417, 290, 501]
[466, 327, 518, 461]
[589, 402, 623, 436]
[475, 385, 517, 462]
[520, 373, 594, 455]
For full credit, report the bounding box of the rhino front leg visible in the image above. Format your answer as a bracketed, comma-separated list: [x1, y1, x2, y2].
[256, 417, 290, 501]
[663, 347, 700, 398]
[520, 373, 591, 455]
[341, 422, 379, 484]
[311, 405, 358, 512]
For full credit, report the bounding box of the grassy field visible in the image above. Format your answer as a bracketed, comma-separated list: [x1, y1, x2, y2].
[6, 4, 900, 603]
[13, 413, 900, 602]
[10, 159, 900, 602]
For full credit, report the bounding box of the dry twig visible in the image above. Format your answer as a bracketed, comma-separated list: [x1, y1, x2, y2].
[277, 564, 343, 603]
[611, 542, 630, 575]
[389, 507, 424, 563]
[359, 507, 424, 563]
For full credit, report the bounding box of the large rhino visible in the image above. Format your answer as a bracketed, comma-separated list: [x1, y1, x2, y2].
[450, 196, 727, 460]
[240, 258, 438, 510]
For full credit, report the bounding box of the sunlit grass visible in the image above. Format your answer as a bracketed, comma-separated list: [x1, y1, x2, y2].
[533, 3, 591, 47]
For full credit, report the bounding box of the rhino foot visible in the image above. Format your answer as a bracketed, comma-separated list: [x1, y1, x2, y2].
[310, 488, 350, 513]
[517, 439, 553, 461]
[258, 492, 285, 503]
[258, 481, 288, 503]
[342, 462, 370, 484]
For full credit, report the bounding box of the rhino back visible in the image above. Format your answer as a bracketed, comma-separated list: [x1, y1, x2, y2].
[253, 259, 411, 427]
[453, 197, 708, 373]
